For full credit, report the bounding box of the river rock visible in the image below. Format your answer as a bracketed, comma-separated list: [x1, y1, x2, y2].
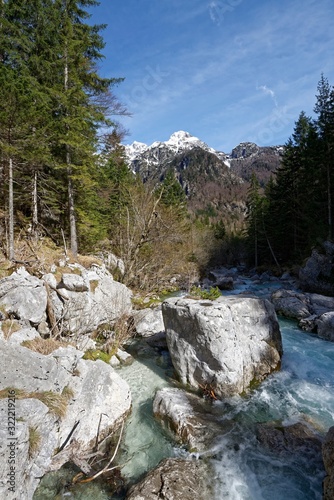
[308, 293, 334, 316]
[133, 306, 165, 337]
[125, 458, 212, 500]
[323, 426, 334, 500]
[98, 251, 125, 276]
[299, 241, 334, 296]
[271, 289, 311, 319]
[162, 296, 282, 398]
[208, 268, 234, 290]
[0, 267, 47, 324]
[316, 312, 334, 342]
[153, 387, 229, 453]
[0, 340, 131, 500]
[0, 265, 133, 337]
[256, 421, 322, 458]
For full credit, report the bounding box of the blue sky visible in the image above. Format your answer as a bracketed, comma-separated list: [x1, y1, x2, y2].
[89, 0, 334, 153]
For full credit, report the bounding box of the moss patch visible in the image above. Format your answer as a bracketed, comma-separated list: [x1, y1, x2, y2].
[82, 349, 112, 364]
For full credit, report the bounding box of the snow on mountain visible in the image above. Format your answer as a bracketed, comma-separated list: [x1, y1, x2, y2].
[124, 141, 147, 162]
[124, 131, 228, 165]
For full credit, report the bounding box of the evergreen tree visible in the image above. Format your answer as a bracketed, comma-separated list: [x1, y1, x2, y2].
[314, 74, 334, 239]
[159, 169, 186, 209]
[245, 173, 264, 267]
[0, 0, 125, 255]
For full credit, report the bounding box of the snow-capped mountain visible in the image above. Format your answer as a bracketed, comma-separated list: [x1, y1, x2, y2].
[125, 131, 228, 166]
[123, 131, 284, 231]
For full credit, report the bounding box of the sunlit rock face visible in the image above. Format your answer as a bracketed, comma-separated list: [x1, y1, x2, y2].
[162, 296, 282, 398]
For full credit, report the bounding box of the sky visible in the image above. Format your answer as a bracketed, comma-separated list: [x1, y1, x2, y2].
[89, 0, 334, 153]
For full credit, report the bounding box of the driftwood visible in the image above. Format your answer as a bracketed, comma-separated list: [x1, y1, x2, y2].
[50, 416, 125, 484]
[73, 421, 124, 484]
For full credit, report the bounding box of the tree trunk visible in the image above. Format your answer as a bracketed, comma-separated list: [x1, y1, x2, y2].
[254, 216, 258, 268]
[8, 157, 14, 261]
[64, 35, 78, 256]
[67, 162, 78, 256]
[32, 170, 39, 240]
[327, 161, 332, 240]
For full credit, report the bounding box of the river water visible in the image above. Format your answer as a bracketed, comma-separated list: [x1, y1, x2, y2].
[34, 283, 334, 500]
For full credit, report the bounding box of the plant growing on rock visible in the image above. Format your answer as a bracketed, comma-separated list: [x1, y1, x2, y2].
[28, 426, 41, 458]
[21, 338, 70, 355]
[189, 286, 221, 300]
[0, 385, 74, 418]
[1, 319, 21, 339]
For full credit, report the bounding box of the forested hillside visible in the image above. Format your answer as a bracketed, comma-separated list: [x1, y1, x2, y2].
[1, 1, 333, 288]
[245, 75, 334, 268]
[0, 1, 214, 290]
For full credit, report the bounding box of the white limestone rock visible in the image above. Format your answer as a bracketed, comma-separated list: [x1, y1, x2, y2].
[133, 306, 165, 337]
[162, 296, 282, 398]
[0, 268, 47, 324]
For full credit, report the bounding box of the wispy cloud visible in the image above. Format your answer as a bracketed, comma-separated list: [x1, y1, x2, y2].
[100, 0, 334, 150]
[257, 85, 278, 107]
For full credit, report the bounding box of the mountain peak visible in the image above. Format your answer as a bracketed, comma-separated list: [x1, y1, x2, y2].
[169, 130, 193, 141]
[124, 131, 228, 166]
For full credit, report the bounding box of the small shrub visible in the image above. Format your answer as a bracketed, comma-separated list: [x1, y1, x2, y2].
[189, 286, 221, 300]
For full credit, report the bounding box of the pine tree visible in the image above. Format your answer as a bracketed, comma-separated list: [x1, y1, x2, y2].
[314, 74, 334, 240]
[245, 173, 263, 267]
[159, 169, 187, 209]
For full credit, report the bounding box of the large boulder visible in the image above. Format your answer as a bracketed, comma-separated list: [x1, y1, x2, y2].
[125, 458, 212, 500]
[162, 296, 282, 398]
[256, 421, 322, 458]
[133, 306, 165, 338]
[316, 312, 334, 342]
[271, 289, 311, 320]
[0, 267, 47, 324]
[270, 289, 334, 341]
[153, 387, 230, 453]
[299, 241, 334, 296]
[323, 426, 334, 500]
[54, 265, 133, 334]
[0, 265, 133, 336]
[0, 340, 131, 500]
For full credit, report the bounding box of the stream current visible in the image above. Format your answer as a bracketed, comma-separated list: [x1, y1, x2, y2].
[34, 282, 334, 499]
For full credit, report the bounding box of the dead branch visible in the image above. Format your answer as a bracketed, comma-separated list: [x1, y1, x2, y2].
[73, 421, 124, 484]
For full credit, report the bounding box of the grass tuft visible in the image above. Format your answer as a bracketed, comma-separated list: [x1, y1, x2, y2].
[1, 319, 21, 339]
[0, 385, 74, 419]
[28, 426, 41, 457]
[21, 337, 69, 355]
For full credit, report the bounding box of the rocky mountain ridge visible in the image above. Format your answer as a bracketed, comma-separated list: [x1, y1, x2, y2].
[125, 131, 284, 184]
[124, 132, 284, 229]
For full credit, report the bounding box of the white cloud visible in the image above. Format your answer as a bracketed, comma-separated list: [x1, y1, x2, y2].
[257, 85, 278, 107]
